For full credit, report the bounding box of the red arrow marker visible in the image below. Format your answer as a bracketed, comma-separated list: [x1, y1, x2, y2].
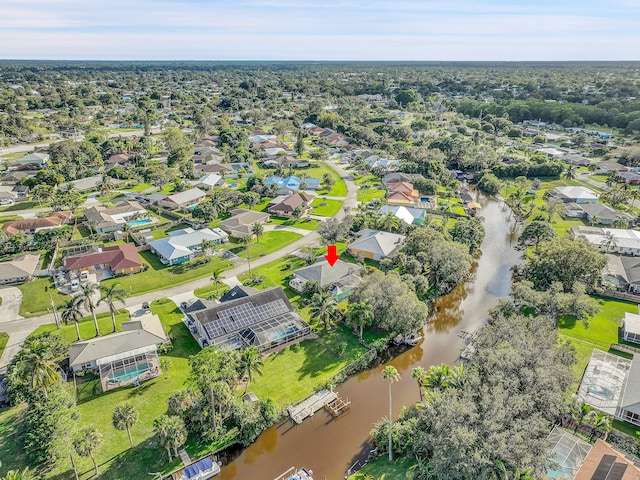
[325, 245, 339, 266]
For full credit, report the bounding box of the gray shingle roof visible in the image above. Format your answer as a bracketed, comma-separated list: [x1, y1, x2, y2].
[620, 358, 640, 416]
[293, 259, 362, 287]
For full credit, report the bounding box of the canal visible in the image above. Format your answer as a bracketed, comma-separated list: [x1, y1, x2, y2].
[220, 192, 522, 480]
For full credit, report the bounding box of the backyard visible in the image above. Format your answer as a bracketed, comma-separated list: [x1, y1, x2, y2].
[310, 198, 343, 217]
[224, 230, 303, 259]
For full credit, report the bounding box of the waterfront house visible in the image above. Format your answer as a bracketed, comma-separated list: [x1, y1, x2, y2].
[346, 229, 406, 261]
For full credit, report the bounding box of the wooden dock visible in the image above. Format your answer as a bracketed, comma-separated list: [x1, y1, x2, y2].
[325, 395, 351, 417]
[287, 388, 337, 424]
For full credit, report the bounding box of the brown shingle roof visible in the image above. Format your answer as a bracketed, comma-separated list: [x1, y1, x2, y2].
[1, 211, 72, 236]
[574, 439, 640, 480]
[65, 243, 142, 271]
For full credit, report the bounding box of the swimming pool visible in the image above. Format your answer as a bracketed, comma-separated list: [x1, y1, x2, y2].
[110, 363, 152, 382]
[128, 218, 153, 227]
[230, 183, 238, 188]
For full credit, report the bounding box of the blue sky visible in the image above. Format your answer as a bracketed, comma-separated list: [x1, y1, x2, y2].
[1, 0, 639, 60]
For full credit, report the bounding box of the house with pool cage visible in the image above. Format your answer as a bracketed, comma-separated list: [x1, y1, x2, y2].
[69, 314, 168, 391]
[188, 286, 313, 353]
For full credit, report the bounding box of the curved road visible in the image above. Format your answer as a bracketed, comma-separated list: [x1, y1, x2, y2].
[0, 161, 357, 371]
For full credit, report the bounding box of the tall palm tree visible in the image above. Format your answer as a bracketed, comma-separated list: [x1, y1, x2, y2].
[153, 415, 187, 463]
[113, 403, 139, 449]
[631, 189, 640, 210]
[447, 364, 467, 389]
[121, 222, 132, 243]
[98, 174, 115, 197]
[21, 350, 60, 400]
[239, 347, 264, 392]
[309, 291, 338, 330]
[584, 410, 612, 441]
[73, 426, 103, 476]
[211, 269, 222, 297]
[589, 214, 601, 226]
[252, 222, 264, 243]
[99, 283, 128, 332]
[563, 165, 577, 181]
[382, 366, 400, 462]
[347, 301, 374, 341]
[411, 366, 427, 402]
[77, 282, 101, 336]
[153, 415, 174, 462]
[424, 364, 451, 391]
[61, 297, 83, 341]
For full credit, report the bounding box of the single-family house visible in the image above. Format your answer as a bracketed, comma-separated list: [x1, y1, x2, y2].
[0, 171, 36, 185]
[602, 254, 640, 293]
[564, 203, 633, 226]
[378, 205, 425, 225]
[382, 173, 424, 186]
[620, 171, 640, 185]
[595, 161, 628, 174]
[69, 314, 168, 391]
[267, 193, 314, 216]
[191, 174, 224, 190]
[264, 176, 321, 194]
[616, 356, 640, 427]
[10, 152, 49, 169]
[571, 226, 640, 256]
[107, 153, 131, 166]
[622, 312, 640, 345]
[84, 201, 148, 234]
[0, 254, 40, 285]
[561, 154, 592, 167]
[0, 185, 29, 204]
[1, 211, 72, 236]
[188, 286, 312, 353]
[149, 227, 228, 265]
[64, 243, 144, 276]
[262, 156, 310, 169]
[158, 188, 207, 211]
[346, 229, 406, 261]
[552, 186, 598, 204]
[289, 259, 362, 299]
[219, 208, 270, 238]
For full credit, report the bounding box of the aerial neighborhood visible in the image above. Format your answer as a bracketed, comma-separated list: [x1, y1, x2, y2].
[1, 61, 640, 480]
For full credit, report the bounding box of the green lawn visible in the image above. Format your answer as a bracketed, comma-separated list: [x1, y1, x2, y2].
[193, 283, 229, 299]
[99, 252, 234, 297]
[28, 310, 131, 343]
[17, 278, 70, 317]
[300, 163, 347, 197]
[0, 406, 27, 478]
[348, 456, 414, 480]
[354, 174, 382, 187]
[268, 216, 319, 231]
[150, 222, 192, 240]
[0, 201, 39, 212]
[249, 324, 369, 406]
[225, 231, 303, 259]
[129, 183, 155, 193]
[357, 188, 386, 203]
[0, 332, 8, 362]
[310, 198, 343, 217]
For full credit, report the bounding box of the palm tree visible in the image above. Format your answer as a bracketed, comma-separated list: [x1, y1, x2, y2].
[98, 174, 115, 197]
[631, 189, 640, 210]
[447, 364, 467, 389]
[153, 415, 174, 462]
[424, 364, 451, 391]
[210, 269, 223, 297]
[347, 301, 374, 341]
[154, 415, 187, 464]
[77, 282, 101, 336]
[99, 283, 128, 332]
[611, 215, 630, 229]
[563, 165, 577, 181]
[309, 291, 338, 330]
[61, 297, 83, 341]
[599, 231, 618, 253]
[113, 403, 139, 449]
[122, 222, 132, 243]
[21, 350, 60, 399]
[161, 358, 172, 379]
[382, 366, 400, 462]
[252, 222, 264, 243]
[584, 410, 612, 441]
[568, 396, 589, 433]
[239, 346, 264, 392]
[589, 214, 601, 226]
[85, 220, 98, 238]
[411, 366, 427, 402]
[378, 212, 400, 232]
[73, 426, 103, 476]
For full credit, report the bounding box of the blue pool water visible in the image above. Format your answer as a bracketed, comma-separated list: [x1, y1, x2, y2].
[230, 183, 238, 188]
[128, 218, 153, 227]
[110, 363, 152, 382]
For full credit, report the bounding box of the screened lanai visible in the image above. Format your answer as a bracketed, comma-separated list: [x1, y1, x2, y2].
[577, 349, 632, 415]
[545, 427, 592, 480]
[97, 345, 161, 391]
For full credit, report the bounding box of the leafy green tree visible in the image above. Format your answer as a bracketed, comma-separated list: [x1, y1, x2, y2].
[112, 403, 139, 449]
[395, 90, 418, 107]
[295, 129, 305, 156]
[347, 301, 374, 341]
[73, 427, 103, 476]
[516, 220, 557, 252]
[382, 366, 401, 462]
[99, 283, 128, 332]
[449, 216, 485, 253]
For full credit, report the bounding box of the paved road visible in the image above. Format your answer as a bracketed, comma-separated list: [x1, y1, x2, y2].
[0, 160, 357, 371]
[0, 127, 161, 156]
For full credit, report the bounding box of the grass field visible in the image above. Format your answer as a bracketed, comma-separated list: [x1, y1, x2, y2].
[225, 231, 303, 259]
[0, 332, 8, 362]
[310, 198, 343, 217]
[29, 310, 131, 343]
[193, 282, 229, 299]
[268, 216, 319, 231]
[357, 188, 386, 203]
[348, 456, 414, 480]
[17, 277, 70, 317]
[150, 222, 192, 240]
[0, 201, 39, 212]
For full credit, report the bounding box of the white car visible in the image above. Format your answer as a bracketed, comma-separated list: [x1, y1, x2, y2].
[70, 279, 80, 292]
[80, 271, 89, 282]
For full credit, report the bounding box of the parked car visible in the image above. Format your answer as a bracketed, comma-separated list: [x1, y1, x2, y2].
[80, 271, 89, 282]
[142, 302, 151, 313]
[70, 279, 80, 292]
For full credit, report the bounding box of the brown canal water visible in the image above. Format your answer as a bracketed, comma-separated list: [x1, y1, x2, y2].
[219, 192, 522, 480]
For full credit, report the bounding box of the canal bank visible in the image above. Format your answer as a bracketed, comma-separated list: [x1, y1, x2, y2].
[219, 191, 522, 480]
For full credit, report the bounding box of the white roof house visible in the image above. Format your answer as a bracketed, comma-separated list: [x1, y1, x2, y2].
[192, 174, 223, 190]
[571, 226, 640, 256]
[553, 186, 598, 204]
[378, 205, 426, 225]
[149, 227, 228, 265]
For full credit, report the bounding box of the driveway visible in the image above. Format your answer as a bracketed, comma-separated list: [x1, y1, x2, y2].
[0, 287, 24, 324]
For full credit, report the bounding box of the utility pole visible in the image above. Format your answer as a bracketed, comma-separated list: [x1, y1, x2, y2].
[50, 294, 61, 329]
